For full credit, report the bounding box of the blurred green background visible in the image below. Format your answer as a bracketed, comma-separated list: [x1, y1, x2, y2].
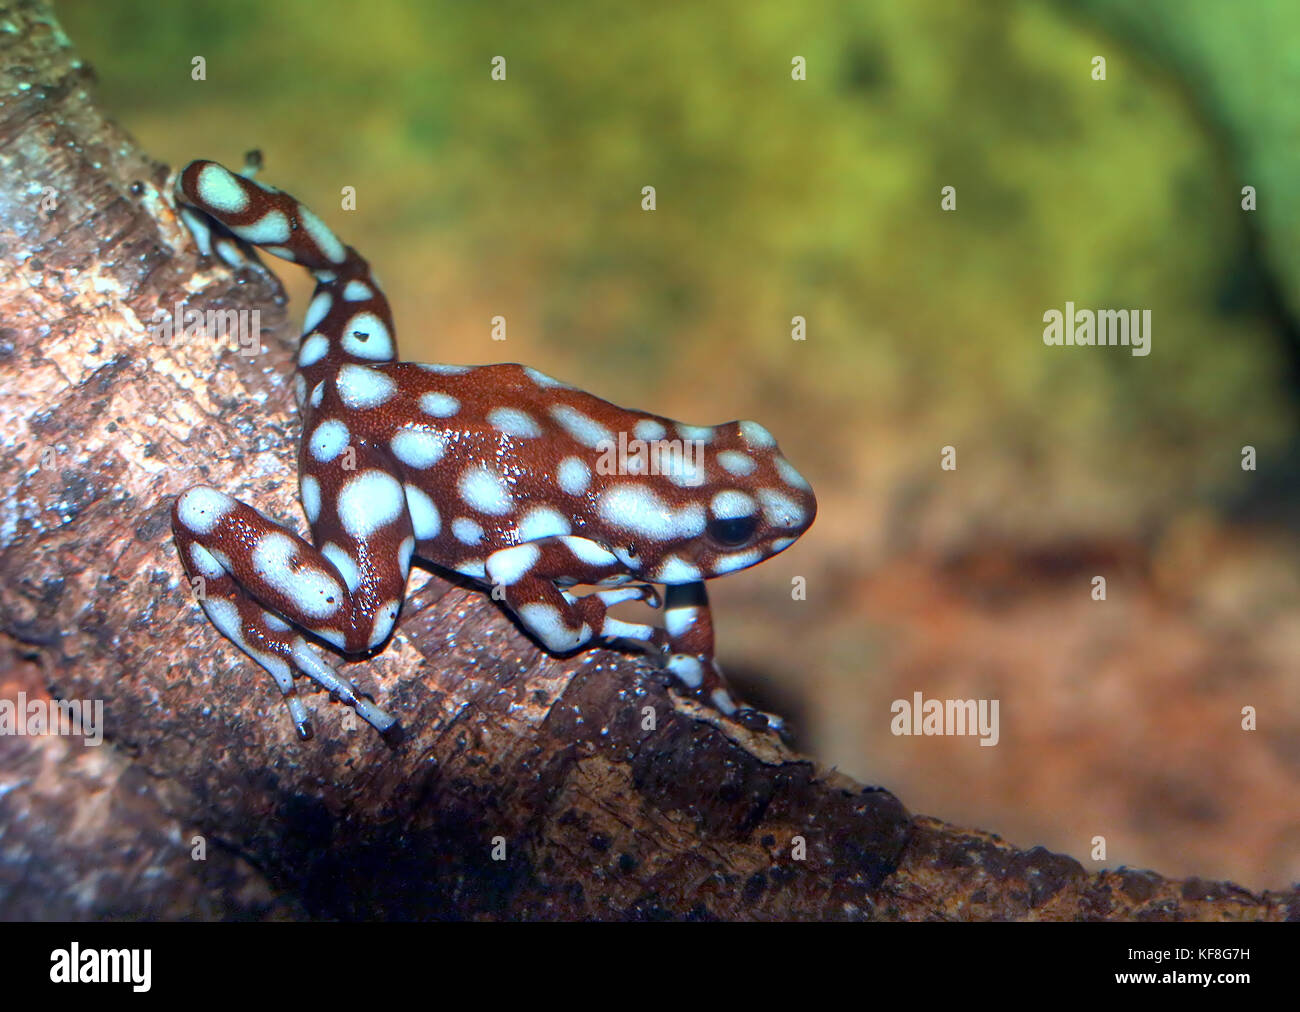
[59, 0, 1300, 891]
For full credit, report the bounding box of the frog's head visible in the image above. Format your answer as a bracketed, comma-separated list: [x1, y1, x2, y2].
[596, 418, 817, 584]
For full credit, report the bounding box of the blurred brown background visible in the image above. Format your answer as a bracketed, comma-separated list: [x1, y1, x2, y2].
[58, 0, 1300, 890]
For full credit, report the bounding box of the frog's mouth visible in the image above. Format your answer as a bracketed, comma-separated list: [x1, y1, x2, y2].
[705, 546, 769, 578]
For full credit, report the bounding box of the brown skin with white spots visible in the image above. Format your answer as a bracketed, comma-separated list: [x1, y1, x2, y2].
[170, 159, 816, 740]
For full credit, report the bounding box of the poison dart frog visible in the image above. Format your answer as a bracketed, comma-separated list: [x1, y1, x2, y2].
[169, 158, 817, 740]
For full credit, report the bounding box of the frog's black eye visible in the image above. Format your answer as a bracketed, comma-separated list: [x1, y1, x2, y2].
[707, 515, 759, 548]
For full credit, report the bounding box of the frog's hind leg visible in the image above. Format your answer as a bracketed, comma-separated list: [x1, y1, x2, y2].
[171, 485, 405, 739]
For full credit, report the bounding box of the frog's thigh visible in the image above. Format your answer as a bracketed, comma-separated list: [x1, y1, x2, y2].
[485, 536, 656, 651]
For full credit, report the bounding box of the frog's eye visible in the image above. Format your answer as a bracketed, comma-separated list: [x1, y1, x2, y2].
[706, 514, 759, 548]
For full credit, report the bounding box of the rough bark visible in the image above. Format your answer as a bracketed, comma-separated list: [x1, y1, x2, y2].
[0, 1, 1295, 921]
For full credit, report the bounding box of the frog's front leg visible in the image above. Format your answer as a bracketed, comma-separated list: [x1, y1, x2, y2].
[171, 477, 412, 739]
[485, 536, 661, 654]
[485, 539, 759, 723]
[656, 582, 739, 715]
